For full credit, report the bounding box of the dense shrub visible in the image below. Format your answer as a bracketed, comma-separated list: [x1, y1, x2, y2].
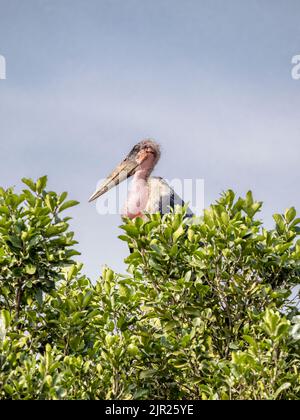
[0, 177, 299, 399]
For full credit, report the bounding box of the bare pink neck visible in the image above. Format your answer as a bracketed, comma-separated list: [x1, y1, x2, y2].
[133, 155, 156, 180]
[122, 156, 156, 219]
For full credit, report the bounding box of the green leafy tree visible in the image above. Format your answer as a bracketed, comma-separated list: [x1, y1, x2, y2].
[0, 176, 79, 319]
[0, 178, 299, 399]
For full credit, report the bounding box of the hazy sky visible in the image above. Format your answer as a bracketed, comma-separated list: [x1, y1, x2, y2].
[0, 0, 300, 278]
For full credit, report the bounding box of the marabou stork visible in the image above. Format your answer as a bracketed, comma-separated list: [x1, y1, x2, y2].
[88, 139, 193, 218]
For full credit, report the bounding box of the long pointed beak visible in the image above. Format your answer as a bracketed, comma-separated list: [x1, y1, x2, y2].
[88, 158, 138, 202]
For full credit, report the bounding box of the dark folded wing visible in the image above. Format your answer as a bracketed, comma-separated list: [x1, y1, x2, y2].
[147, 177, 194, 217]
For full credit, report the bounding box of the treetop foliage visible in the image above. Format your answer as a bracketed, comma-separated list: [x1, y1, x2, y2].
[0, 177, 299, 399]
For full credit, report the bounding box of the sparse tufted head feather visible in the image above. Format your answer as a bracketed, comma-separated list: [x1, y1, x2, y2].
[127, 139, 161, 164]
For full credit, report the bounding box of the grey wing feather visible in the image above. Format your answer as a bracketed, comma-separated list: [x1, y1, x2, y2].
[147, 177, 193, 217]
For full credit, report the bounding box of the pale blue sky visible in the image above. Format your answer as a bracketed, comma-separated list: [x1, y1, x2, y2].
[0, 0, 300, 278]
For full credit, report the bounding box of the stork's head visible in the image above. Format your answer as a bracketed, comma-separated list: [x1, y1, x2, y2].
[88, 139, 160, 202]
